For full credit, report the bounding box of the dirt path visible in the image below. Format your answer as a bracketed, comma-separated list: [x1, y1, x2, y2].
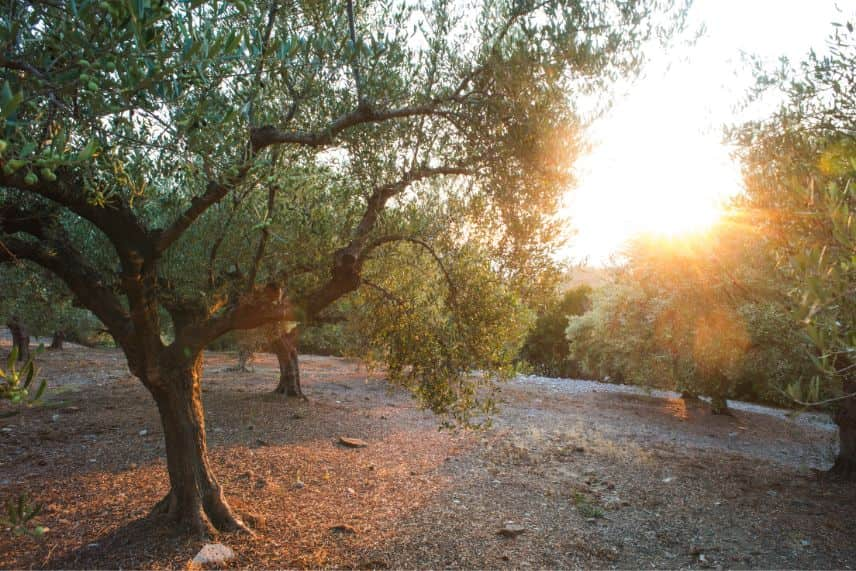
[0, 346, 853, 569]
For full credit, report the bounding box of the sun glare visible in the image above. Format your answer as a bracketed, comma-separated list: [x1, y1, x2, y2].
[559, 0, 845, 265]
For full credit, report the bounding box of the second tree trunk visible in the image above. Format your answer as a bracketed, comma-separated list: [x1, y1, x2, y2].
[272, 333, 303, 398]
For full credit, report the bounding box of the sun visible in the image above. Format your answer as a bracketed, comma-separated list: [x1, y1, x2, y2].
[560, 78, 743, 264]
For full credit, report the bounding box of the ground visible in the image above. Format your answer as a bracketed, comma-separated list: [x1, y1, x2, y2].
[1, 342, 853, 569]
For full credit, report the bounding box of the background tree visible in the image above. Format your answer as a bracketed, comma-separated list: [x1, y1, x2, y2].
[566, 224, 813, 413]
[733, 19, 856, 475]
[520, 284, 592, 377]
[0, 0, 681, 534]
[0, 264, 102, 358]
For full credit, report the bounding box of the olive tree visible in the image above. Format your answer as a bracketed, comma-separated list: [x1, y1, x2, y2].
[0, 0, 679, 533]
[734, 20, 856, 475]
[567, 227, 813, 412]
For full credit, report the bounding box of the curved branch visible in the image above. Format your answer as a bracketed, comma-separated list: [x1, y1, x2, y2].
[0, 233, 132, 346]
[299, 166, 470, 318]
[362, 235, 457, 302]
[156, 166, 250, 253]
[172, 290, 291, 355]
[0, 169, 151, 259]
[250, 103, 441, 152]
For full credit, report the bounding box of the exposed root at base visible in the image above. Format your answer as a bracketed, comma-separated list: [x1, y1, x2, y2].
[148, 492, 255, 538]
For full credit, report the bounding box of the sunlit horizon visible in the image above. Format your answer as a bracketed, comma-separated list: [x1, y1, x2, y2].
[560, 0, 849, 266]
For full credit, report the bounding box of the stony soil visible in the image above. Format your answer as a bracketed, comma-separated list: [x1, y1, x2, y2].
[0, 342, 853, 569]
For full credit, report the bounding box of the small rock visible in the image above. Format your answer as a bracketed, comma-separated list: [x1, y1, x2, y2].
[192, 543, 235, 566]
[662, 477, 674, 483]
[497, 523, 526, 538]
[255, 478, 267, 489]
[329, 524, 356, 535]
[88, 458, 97, 463]
[293, 481, 305, 490]
[339, 436, 369, 448]
[254, 438, 270, 447]
[128, 463, 138, 470]
[346, 487, 356, 495]
[138, 429, 148, 437]
[51, 414, 60, 423]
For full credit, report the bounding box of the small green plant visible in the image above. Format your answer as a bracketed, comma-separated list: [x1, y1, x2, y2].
[0, 494, 47, 538]
[573, 492, 604, 519]
[1, 348, 47, 538]
[0, 346, 46, 405]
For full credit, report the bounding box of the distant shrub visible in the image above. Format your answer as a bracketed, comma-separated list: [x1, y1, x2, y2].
[520, 285, 594, 378]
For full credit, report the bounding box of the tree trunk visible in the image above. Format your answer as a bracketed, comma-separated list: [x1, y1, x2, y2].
[831, 380, 856, 478]
[235, 348, 254, 372]
[709, 395, 729, 415]
[148, 354, 249, 536]
[7, 320, 30, 362]
[272, 333, 304, 399]
[49, 330, 65, 350]
[679, 390, 699, 401]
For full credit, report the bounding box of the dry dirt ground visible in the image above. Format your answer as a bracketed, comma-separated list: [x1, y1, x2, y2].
[1, 342, 854, 570]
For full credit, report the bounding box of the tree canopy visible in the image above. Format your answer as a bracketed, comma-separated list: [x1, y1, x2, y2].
[0, 0, 683, 533]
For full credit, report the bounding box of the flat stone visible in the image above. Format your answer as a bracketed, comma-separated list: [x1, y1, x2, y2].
[339, 436, 369, 448]
[497, 523, 526, 538]
[192, 543, 235, 565]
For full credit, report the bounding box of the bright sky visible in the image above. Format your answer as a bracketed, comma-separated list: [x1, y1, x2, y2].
[561, 0, 851, 265]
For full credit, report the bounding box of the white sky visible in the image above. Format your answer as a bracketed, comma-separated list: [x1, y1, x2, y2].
[560, 0, 852, 265]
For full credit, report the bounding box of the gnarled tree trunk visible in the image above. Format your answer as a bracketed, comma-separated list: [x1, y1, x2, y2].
[147, 353, 249, 536]
[7, 319, 30, 362]
[272, 333, 303, 399]
[50, 330, 65, 350]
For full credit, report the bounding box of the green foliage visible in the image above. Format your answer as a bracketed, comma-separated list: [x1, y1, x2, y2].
[0, 349, 46, 539]
[520, 285, 592, 377]
[734, 20, 856, 407]
[350, 240, 533, 427]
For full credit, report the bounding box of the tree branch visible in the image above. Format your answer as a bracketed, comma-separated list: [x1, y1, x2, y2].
[299, 166, 470, 318]
[0, 168, 151, 259]
[0, 230, 132, 347]
[250, 103, 441, 152]
[156, 167, 250, 253]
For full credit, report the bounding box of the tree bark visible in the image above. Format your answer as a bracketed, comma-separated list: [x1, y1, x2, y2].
[235, 348, 255, 372]
[7, 320, 30, 362]
[272, 333, 304, 399]
[147, 354, 249, 536]
[49, 330, 65, 350]
[831, 379, 856, 478]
